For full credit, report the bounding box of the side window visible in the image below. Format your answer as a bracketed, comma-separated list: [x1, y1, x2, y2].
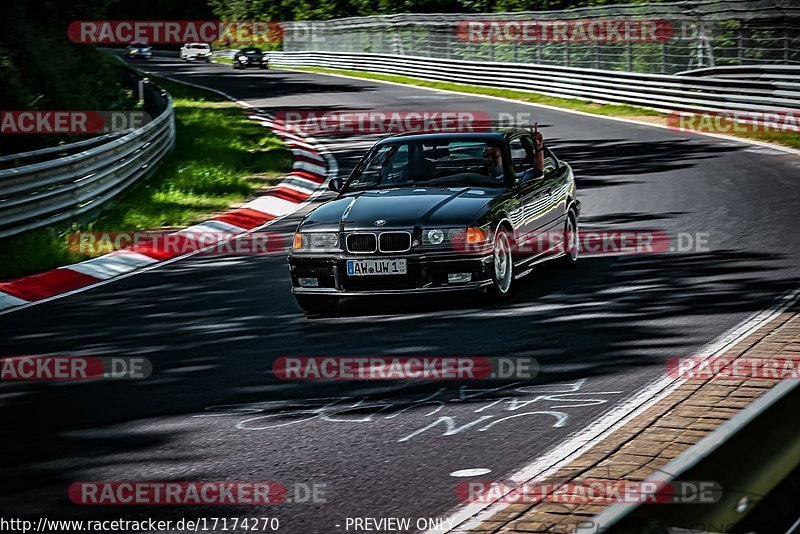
[511, 136, 537, 180]
[542, 147, 558, 178]
[509, 138, 527, 174]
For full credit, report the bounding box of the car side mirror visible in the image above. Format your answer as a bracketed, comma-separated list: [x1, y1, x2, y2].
[521, 168, 544, 184]
[328, 178, 343, 192]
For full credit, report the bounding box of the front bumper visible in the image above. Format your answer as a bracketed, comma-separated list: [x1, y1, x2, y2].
[238, 58, 267, 67]
[288, 251, 494, 296]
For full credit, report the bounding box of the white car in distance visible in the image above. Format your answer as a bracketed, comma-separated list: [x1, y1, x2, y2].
[180, 43, 212, 62]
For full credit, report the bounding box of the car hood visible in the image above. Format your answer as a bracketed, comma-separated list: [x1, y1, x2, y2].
[300, 187, 501, 232]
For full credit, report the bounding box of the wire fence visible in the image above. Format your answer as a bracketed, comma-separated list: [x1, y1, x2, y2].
[280, 0, 800, 74]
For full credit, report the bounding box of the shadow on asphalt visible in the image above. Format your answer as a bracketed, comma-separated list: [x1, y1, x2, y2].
[146, 59, 376, 98]
[556, 137, 742, 190]
[0, 248, 796, 517]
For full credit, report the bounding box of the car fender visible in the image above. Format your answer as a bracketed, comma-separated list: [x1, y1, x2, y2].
[492, 217, 514, 240]
[566, 196, 581, 220]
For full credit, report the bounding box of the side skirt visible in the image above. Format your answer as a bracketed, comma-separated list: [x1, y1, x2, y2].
[513, 248, 566, 279]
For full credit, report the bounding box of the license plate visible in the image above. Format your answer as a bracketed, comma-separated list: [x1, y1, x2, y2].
[347, 259, 407, 276]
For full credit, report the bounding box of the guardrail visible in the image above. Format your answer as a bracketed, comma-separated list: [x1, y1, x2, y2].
[678, 64, 800, 83]
[268, 51, 800, 114]
[588, 380, 800, 532]
[0, 70, 175, 239]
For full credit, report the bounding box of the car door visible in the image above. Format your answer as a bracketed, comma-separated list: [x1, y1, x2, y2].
[542, 147, 569, 230]
[538, 147, 570, 252]
[508, 135, 552, 257]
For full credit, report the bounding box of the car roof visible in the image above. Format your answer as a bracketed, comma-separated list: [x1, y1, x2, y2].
[376, 128, 529, 145]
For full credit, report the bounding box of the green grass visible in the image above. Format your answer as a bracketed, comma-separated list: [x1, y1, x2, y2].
[281, 66, 800, 149]
[0, 76, 292, 280]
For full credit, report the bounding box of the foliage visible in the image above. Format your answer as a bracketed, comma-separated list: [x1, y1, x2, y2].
[209, 0, 671, 21]
[0, 77, 291, 279]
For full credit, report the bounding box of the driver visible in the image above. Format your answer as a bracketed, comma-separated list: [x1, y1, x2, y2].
[483, 131, 546, 181]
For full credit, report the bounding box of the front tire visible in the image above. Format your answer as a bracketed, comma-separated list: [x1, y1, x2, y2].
[489, 228, 514, 298]
[295, 295, 339, 315]
[562, 212, 579, 266]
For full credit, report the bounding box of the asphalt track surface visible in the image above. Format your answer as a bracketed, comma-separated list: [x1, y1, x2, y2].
[1, 58, 799, 532]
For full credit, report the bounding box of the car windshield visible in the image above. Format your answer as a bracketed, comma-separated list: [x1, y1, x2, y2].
[243, 48, 262, 55]
[345, 139, 507, 191]
[130, 42, 149, 48]
[189, 43, 210, 49]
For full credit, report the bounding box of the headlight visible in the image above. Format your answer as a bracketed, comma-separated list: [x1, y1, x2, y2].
[238, 56, 248, 62]
[293, 232, 340, 251]
[421, 228, 461, 246]
[426, 229, 445, 245]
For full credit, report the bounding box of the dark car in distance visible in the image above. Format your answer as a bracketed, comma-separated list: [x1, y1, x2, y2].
[126, 42, 152, 60]
[233, 47, 268, 69]
[288, 129, 580, 315]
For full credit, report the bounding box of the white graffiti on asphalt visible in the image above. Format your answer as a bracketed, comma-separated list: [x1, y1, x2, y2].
[194, 379, 622, 443]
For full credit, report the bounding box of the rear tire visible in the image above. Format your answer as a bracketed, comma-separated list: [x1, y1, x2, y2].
[295, 295, 339, 315]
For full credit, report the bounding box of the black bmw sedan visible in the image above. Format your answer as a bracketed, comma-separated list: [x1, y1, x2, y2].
[288, 129, 580, 314]
[232, 47, 268, 69]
